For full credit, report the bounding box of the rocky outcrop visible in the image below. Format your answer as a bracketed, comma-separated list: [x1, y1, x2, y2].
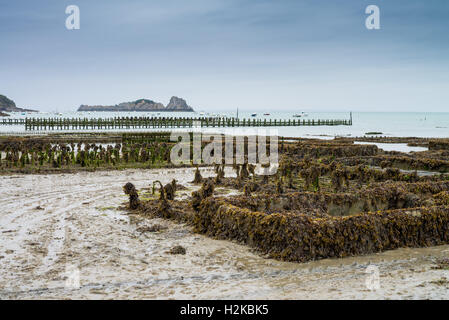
[0, 95, 15, 112]
[0, 95, 38, 113]
[77, 96, 194, 112]
[166, 96, 194, 112]
[78, 99, 165, 112]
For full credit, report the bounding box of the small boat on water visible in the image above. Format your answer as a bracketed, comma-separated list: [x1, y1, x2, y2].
[263, 113, 270, 116]
[251, 113, 257, 117]
[293, 112, 308, 118]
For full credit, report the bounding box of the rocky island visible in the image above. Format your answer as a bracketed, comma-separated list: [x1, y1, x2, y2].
[165, 96, 194, 111]
[0, 94, 38, 115]
[77, 96, 194, 112]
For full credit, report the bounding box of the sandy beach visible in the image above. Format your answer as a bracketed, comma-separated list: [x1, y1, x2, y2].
[1, 167, 448, 300]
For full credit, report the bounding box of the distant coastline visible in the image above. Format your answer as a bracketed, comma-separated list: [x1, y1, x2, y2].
[0, 94, 38, 113]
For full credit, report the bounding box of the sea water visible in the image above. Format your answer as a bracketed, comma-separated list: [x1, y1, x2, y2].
[1, 111, 448, 138]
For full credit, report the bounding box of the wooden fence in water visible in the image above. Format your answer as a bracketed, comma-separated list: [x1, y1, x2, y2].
[27, 116, 351, 130]
[0, 118, 25, 126]
[1, 116, 352, 130]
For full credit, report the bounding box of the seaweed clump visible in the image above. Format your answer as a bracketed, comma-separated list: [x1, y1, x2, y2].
[152, 180, 171, 216]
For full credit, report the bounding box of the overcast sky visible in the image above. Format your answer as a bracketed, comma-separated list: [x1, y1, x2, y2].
[1, 0, 448, 112]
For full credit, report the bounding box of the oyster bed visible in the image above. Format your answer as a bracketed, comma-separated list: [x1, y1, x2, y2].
[129, 137, 449, 263]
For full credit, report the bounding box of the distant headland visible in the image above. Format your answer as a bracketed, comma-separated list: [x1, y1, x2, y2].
[77, 96, 195, 112]
[0, 94, 38, 114]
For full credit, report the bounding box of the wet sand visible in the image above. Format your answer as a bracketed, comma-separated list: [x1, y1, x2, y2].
[1, 168, 448, 299]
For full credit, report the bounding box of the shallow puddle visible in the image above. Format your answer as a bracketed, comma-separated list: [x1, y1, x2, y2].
[355, 141, 428, 153]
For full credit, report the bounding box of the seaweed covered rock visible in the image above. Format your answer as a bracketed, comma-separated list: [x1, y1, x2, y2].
[194, 198, 449, 262]
[136, 224, 167, 233]
[284, 142, 378, 159]
[243, 183, 252, 196]
[152, 179, 177, 201]
[434, 191, 449, 206]
[192, 166, 203, 184]
[123, 182, 140, 209]
[330, 164, 349, 191]
[215, 164, 226, 184]
[191, 179, 215, 211]
[152, 180, 172, 216]
[429, 139, 449, 151]
[240, 163, 250, 179]
[300, 166, 321, 191]
[165, 179, 177, 200]
[168, 245, 186, 255]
